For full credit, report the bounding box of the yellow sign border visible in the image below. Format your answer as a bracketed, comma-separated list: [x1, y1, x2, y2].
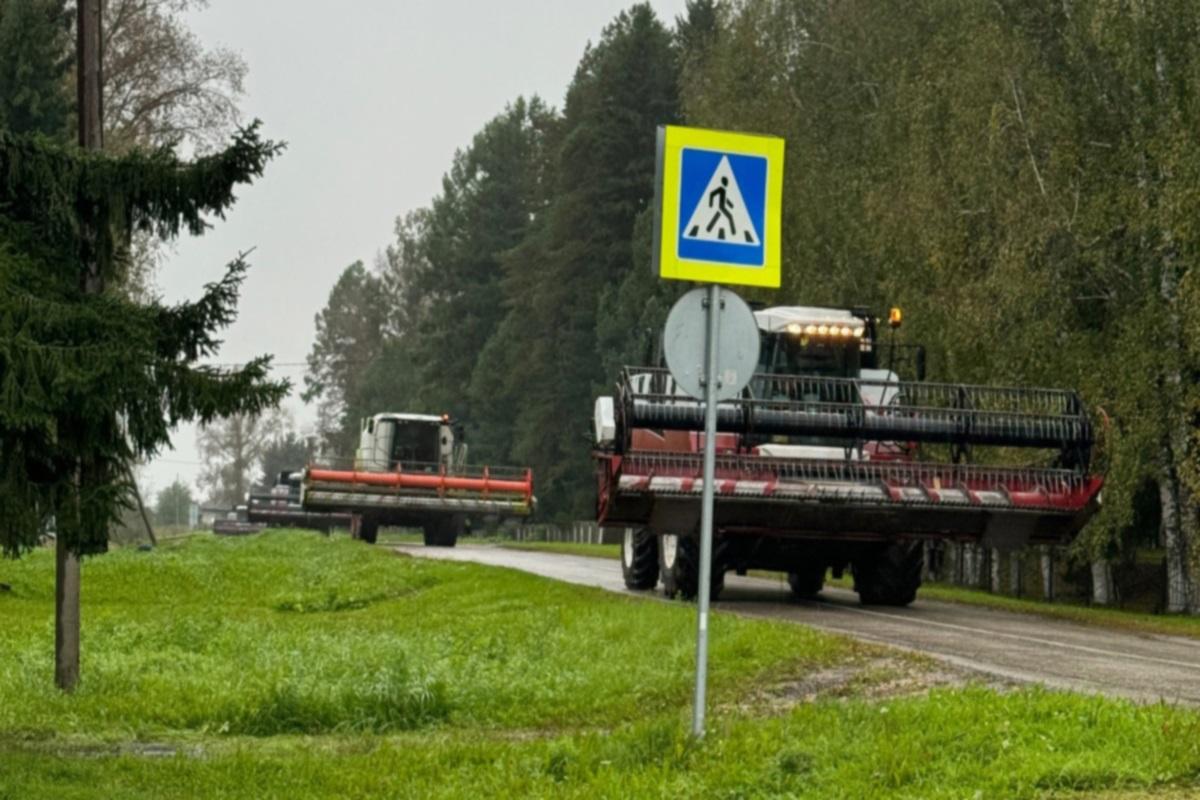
[655, 126, 784, 288]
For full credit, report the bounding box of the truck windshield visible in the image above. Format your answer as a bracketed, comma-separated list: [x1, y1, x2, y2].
[386, 421, 440, 466]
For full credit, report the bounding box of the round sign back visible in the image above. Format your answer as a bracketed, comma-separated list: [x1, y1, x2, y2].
[662, 287, 760, 402]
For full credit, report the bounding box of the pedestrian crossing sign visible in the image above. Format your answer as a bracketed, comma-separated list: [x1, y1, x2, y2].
[653, 125, 784, 288]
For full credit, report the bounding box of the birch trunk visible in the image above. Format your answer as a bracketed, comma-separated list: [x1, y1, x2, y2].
[1161, 462, 1191, 613]
[963, 543, 983, 587]
[1041, 546, 1055, 602]
[1091, 559, 1113, 606]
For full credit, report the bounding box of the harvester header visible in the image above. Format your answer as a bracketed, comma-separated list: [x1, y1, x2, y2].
[594, 304, 1104, 606]
[301, 411, 534, 545]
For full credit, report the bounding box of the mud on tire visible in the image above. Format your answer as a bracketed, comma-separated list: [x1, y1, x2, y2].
[621, 528, 659, 590]
[852, 541, 923, 606]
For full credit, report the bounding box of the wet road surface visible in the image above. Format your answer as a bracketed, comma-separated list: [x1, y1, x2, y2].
[396, 543, 1200, 705]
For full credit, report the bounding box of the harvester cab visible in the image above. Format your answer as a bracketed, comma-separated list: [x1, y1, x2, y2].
[354, 413, 466, 473]
[594, 304, 1103, 606]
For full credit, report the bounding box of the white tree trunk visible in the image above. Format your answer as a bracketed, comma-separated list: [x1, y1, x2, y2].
[963, 544, 983, 587]
[990, 548, 1002, 594]
[1180, 483, 1200, 614]
[1091, 560, 1113, 606]
[1041, 546, 1055, 602]
[1161, 462, 1192, 613]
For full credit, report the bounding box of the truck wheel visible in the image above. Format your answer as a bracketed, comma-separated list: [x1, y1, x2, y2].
[852, 541, 923, 606]
[659, 534, 725, 601]
[359, 517, 379, 545]
[621, 528, 659, 590]
[787, 562, 825, 600]
[423, 516, 462, 548]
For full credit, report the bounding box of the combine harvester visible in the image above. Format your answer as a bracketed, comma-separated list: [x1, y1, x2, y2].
[300, 412, 534, 546]
[594, 306, 1103, 606]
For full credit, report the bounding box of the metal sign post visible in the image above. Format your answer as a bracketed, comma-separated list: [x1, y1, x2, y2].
[691, 282, 721, 738]
[653, 124, 784, 739]
[662, 286, 759, 738]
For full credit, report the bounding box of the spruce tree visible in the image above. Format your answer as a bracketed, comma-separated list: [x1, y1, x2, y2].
[0, 122, 287, 556]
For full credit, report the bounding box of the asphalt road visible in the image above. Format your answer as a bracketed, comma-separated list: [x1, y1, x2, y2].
[397, 543, 1200, 706]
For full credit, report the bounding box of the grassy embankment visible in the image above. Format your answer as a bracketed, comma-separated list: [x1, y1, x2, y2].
[497, 539, 1200, 641]
[2, 531, 1198, 798]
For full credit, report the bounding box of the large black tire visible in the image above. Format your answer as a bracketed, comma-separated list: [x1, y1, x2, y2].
[787, 561, 826, 600]
[359, 517, 379, 545]
[852, 541, 923, 606]
[621, 528, 659, 590]
[423, 515, 463, 548]
[659, 534, 725, 601]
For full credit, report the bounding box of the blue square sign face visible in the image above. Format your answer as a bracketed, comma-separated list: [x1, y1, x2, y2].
[676, 147, 768, 267]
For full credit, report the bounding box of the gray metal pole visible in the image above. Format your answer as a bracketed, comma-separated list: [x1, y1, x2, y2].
[692, 283, 721, 738]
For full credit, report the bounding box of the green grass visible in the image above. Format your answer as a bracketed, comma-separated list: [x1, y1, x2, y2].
[912, 582, 1200, 641]
[2, 531, 1198, 798]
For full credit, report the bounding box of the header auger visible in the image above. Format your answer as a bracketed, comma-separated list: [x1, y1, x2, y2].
[593, 305, 1103, 606]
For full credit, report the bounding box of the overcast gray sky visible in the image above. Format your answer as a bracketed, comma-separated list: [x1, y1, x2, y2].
[146, 0, 690, 499]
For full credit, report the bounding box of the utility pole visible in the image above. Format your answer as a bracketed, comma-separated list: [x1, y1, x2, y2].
[57, 0, 104, 692]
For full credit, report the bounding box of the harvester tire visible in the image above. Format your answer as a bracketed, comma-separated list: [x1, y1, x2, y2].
[423, 515, 463, 548]
[787, 562, 825, 600]
[852, 541, 923, 606]
[621, 528, 659, 590]
[659, 534, 725, 602]
[359, 517, 379, 545]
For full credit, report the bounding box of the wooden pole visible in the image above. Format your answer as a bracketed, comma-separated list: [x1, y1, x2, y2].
[57, 0, 104, 693]
[126, 464, 157, 546]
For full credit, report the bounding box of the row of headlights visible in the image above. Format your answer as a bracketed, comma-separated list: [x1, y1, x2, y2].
[785, 322, 866, 338]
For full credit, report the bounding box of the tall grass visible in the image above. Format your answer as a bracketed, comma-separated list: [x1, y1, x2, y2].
[0, 531, 845, 738]
[3, 531, 1199, 799]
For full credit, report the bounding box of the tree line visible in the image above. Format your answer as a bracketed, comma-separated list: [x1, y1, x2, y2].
[305, 0, 1200, 612]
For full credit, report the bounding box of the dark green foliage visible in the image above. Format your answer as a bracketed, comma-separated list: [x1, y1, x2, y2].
[0, 122, 287, 556]
[679, 0, 1200, 603]
[391, 97, 553, 430]
[302, 260, 389, 455]
[468, 4, 681, 515]
[0, 0, 72, 138]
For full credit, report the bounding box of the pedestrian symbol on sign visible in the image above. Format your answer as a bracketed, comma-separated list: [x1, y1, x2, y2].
[653, 125, 783, 288]
[683, 156, 759, 246]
